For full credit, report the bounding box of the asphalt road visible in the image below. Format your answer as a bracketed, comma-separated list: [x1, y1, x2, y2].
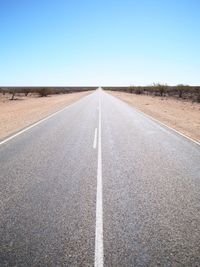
[0, 89, 200, 266]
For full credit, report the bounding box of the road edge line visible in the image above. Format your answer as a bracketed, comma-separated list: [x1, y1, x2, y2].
[106, 92, 200, 147]
[132, 107, 200, 146]
[0, 93, 93, 146]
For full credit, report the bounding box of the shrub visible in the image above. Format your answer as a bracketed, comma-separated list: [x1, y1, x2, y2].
[176, 84, 189, 98]
[22, 88, 31, 96]
[9, 88, 16, 100]
[128, 86, 134, 93]
[194, 87, 200, 103]
[153, 83, 168, 96]
[134, 86, 144, 94]
[37, 87, 52, 97]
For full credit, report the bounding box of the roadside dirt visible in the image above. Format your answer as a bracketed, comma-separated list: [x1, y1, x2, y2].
[108, 91, 200, 142]
[0, 91, 91, 140]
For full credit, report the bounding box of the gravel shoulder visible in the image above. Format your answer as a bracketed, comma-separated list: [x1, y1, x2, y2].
[0, 91, 92, 140]
[108, 91, 200, 142]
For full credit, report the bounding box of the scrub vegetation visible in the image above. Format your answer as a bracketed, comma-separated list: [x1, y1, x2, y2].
[0, 87, 97, 100]
[103, 84, 200, 102]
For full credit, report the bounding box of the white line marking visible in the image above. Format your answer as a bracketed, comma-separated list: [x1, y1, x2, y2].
[0, 93, 92, 146]
[106, 91, 200, 146]
[133, 107, 200, 146]
[95, 92, 103, 267]
[93, 128, 98, 149]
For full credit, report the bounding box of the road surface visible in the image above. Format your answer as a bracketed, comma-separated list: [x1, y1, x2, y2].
[0, 89, 200, 266]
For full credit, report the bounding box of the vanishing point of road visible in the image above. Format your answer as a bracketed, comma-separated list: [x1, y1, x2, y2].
[0, 89, 200, 266]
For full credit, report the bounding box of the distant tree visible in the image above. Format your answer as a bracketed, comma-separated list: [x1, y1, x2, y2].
[176, 84, 189, 98]
[22, 88, 31, 96]
[9, 88, 16, 100]
[194, 87, 200, 103]
[129, 86, 134, 93]
[153, 83, 168, 96]
[134, 86, 144, 94]
[37, 87, 52, 97]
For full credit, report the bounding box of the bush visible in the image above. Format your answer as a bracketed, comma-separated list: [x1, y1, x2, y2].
[176, 84, 189, 98]
[21, 88, 31, 96]
[9, 88, 16, 100]
[194, 87, 200, 103]
[37, 87, 53, 97]
[135, 86, 144, 94]
[128, 86, 134, 94]
[153, 83, 168, 96]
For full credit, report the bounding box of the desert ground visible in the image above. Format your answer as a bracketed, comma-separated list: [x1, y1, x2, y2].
[0, 91, 91, 140]
[108, 91, 200, 142]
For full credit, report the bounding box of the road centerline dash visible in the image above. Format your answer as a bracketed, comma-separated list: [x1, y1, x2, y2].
[95, 90, 103, 267]
[93, 128, 98, 149]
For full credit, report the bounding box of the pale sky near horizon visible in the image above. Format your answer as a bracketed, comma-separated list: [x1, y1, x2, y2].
[0, 0, 200, 86]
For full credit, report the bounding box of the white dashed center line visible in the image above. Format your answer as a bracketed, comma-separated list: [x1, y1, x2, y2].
[94, 91, 103, 267]
[93, 128, 97, 149]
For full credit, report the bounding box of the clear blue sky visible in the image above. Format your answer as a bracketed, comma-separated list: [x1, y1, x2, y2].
[0, 0, 200, 86]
